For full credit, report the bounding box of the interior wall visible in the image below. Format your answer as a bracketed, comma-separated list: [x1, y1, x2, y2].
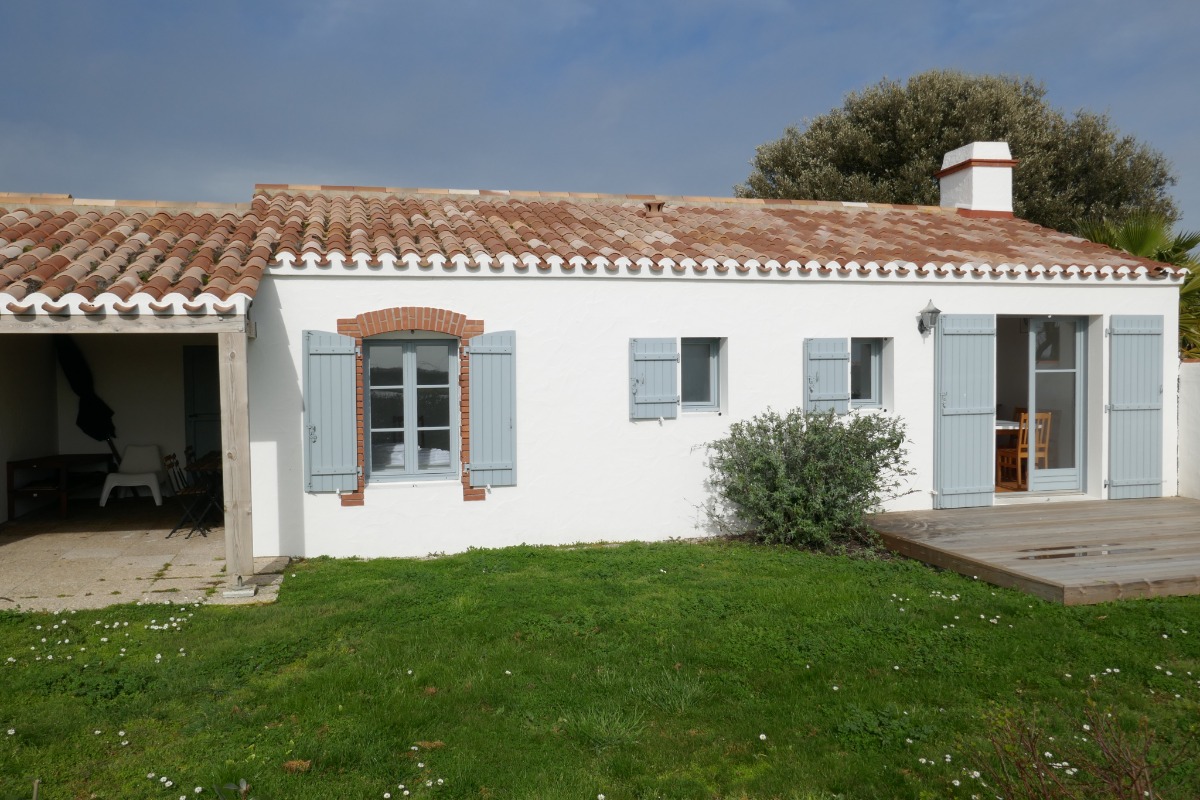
[0, 335, 59, 522]
[995, 316, 1028, 419]
[55, 334, 209, 466]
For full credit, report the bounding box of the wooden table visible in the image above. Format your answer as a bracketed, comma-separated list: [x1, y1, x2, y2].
[6, 453, 115, 519]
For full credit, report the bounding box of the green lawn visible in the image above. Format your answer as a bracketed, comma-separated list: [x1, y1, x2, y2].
[1, 541, 1197, 799]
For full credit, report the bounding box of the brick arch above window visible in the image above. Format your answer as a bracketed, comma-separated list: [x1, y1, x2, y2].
[353, 306, 476, 339]
[336, 306, 486, 506]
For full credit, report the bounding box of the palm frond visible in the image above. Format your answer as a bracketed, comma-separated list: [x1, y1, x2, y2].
[1076, 210, 1200, 357]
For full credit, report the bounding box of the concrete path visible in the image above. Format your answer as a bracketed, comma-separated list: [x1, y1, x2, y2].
[0, 500, 287, 613]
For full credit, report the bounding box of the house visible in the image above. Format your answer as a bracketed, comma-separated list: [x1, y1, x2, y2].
[0, 143, 1186, 581]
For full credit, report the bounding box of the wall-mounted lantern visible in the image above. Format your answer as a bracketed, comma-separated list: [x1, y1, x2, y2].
[917, 300, 941, 335]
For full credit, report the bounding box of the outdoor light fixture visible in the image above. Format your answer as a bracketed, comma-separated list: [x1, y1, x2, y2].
[917, 300, 941, 334]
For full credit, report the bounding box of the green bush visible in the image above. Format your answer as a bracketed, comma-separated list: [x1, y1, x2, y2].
[705, 408, 911, 550]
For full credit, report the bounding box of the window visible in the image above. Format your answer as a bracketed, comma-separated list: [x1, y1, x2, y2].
[366, 338, 457, 480]
[630, 337, 724, 418]
[850, 338, 883, 408]
[681, 337, 721, 412]
[303, 309, 516, 502]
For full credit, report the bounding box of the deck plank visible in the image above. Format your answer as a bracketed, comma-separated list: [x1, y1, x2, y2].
[871, 498, 1200, 605]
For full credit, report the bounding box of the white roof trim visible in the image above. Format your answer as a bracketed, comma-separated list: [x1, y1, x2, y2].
[268, 250, 1181, 283]
[0, 291, 253, 317]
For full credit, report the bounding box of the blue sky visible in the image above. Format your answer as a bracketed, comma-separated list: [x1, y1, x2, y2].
[3, 0, 1198, 232]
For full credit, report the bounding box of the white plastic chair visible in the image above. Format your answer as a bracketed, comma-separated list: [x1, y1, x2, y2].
[99, 445, 163, 506]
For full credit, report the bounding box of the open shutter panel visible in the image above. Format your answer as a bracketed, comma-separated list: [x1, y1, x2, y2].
[1108, 315, 1163, 499]
[804, 338, 850, 413]
[468, 331, 517, 487]
[933, 315, 996, 509]
[303, 330, 358, 493]
[629, 338, 679, 420]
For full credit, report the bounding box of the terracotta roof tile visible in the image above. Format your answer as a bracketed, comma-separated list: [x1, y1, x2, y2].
[0, 184, 1182, 317]
[0, 197, 254, 312]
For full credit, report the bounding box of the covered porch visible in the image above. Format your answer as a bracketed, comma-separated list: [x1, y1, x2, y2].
[871, 498, 1200, 605]
[0, 313, 255, 592]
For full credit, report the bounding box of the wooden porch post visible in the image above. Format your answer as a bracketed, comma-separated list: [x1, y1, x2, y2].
[217, 330, 254, 587]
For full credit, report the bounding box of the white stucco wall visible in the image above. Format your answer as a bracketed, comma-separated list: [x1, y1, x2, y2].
[1181, 361, 1200, 499]
[0, 335, 58, 522]
[246, 269, 1181, 559]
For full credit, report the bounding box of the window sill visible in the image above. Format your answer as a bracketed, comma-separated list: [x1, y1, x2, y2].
[368, 476, 460, 490]
[850, 406, 892, 418]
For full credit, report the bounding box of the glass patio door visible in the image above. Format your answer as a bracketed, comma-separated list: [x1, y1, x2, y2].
[1026, 317, 1085, 491]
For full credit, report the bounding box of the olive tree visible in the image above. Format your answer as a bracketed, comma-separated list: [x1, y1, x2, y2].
[737, 70, 1176, 233]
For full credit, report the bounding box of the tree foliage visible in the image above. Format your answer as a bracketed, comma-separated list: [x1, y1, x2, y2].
[737, 70, 1177, 233]
[1077, 210, 1200, 357]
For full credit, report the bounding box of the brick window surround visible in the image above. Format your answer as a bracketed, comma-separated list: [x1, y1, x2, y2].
[336, 306, 486, 505]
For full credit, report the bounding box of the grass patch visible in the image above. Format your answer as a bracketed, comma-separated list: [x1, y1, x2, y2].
[1, 541, 1198, 798]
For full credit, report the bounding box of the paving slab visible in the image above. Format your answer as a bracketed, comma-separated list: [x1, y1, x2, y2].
[0, 501, 287, 613]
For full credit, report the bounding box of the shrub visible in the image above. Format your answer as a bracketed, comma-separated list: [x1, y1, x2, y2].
[705, 408, 911, 550]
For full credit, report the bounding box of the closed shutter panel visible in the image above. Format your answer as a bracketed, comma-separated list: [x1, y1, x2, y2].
[468, 331, 517, 487]
[1108, 315, 1163, 499]
[630, 338, 679, 420]
[804, 338, 850, 413]
[303, 330, 358, 493]
[934, 315, 995, 509]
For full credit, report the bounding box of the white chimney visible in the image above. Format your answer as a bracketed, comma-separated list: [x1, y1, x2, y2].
[936, 141, 1017, 218]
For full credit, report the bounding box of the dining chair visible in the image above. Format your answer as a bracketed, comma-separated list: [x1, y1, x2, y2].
[163, 452, 217, 538]
[996, 412, 1052, 489]
[1032, 411, 1052, 471]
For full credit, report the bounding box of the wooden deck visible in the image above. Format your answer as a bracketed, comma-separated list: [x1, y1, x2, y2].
[870, 498, 1200, 605]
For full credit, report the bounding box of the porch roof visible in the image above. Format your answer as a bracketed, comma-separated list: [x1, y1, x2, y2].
[1, 194, 261, 318]
[1, 186, 1185, 321]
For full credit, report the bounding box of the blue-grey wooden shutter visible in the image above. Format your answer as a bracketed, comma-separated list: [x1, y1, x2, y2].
[303, 330, 358, 493]
[468, 330, 516, 487]
[630, 338, 679, 420]
[1108, 315, 1163, 499]
[804, 338, 850, 413]
[934, 315, 996, 509]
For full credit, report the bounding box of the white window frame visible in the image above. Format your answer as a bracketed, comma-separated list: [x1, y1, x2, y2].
[850, 337, 884, 409]
[364, 337, 459, 482]
[681, 337, 723, 413]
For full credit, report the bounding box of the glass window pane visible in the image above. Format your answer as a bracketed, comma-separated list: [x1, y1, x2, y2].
[371, 431, 405, 472]
[416, 388, 451, 428]
[851, 339, 878, 402]
[369, 389, 404, 430]
[1035, 374, 1075, 469]
[418, 429, 452, 471]
[1034, 319, 1076, 369]
[415, 343, 452, 385]
[366, 338, 457, 480]
[681, 340, 713, 404]
[369, 346, 404, 386]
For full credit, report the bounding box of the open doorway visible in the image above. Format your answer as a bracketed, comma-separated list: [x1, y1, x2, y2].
[995, 316, 1086, 493]
[184, 345, 222, 460]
